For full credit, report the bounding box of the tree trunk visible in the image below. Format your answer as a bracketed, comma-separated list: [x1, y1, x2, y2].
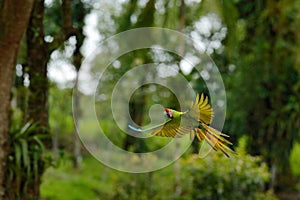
[25, 0, 50, 198]
[124, 88, 148, 152]
[73, 75, 82, 168]
[26, 0, 50, 131]
[71, 7, 85, 168]
[0, 0, 34, 199]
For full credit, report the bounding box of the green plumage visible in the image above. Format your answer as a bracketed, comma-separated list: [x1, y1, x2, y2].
[129, 93, 235, 157]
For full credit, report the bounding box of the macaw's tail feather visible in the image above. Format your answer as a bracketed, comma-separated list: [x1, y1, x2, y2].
[195, 123, 236, 157]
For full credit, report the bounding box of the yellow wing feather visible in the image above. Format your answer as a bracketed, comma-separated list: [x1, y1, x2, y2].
[188, 93, 214, 124]
[151, 120, 193, 138]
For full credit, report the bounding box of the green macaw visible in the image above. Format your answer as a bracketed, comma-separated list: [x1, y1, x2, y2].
[128, 93, 235, 157]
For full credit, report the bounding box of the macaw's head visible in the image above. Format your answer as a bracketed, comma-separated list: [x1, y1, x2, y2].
[164, 108, 173, 118]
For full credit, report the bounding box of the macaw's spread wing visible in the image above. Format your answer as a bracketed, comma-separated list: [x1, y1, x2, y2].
[188, 93, 214, 124]
[128, 118, 193, 138]
[153, 119, 193, 138]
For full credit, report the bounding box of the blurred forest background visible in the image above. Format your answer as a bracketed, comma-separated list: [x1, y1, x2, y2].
[0, 0, 300, 199]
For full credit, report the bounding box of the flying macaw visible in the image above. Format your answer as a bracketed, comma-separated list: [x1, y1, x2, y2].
[128, 93, 235, 157]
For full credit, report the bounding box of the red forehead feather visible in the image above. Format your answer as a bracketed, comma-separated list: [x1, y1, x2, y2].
[164, 108, 169, 112]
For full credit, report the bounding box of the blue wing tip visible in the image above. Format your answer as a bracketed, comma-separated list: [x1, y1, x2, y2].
[128, 125, 147, 133]
[128, 124, 140, 131]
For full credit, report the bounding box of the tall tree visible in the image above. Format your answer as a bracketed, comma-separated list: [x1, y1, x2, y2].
[115, 0, 156, 152]
[26, 0, 50, 131]
[230, 0, 300, 190]
[0, 0, 34, 198]
[5, 0, 89, 198]
[70, 0, 89, 168]
[24, 0, 51, 198]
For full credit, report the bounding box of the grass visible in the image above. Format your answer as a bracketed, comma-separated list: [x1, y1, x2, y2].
[40, 153, 179, 200]
[40, 155, 114, 200]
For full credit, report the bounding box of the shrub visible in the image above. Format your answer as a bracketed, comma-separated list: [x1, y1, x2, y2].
[178, 151, 278, 200]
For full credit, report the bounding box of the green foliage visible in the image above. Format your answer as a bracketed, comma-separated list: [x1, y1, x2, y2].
[32, 0, 300, 198]
[44, 0, 62, 37]
[290, 143, 300, 178]
[49, 86, 74, 148]
[178, 151, 277, 200]
[7, 110, 48, 198]
[41, 151, 278, 200]
[222, 1, 300, 187]
[112, 173, 155, 200]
